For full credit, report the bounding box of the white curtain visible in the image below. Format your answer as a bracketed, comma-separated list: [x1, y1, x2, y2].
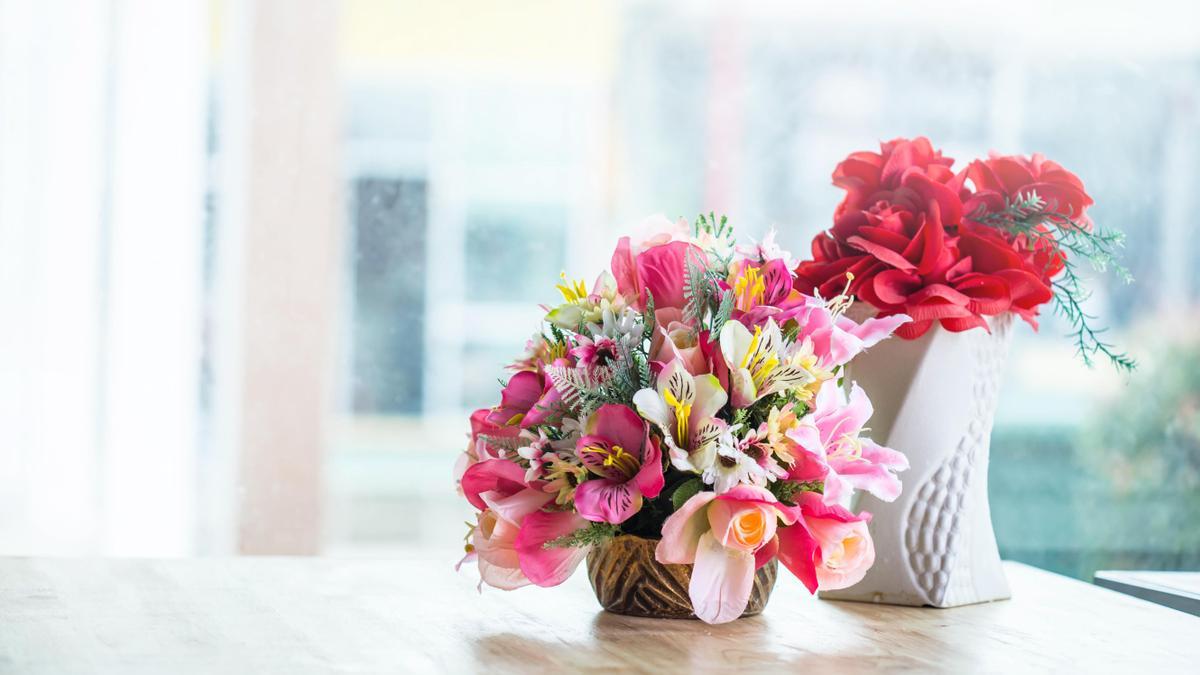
[0, 0, 205, 556]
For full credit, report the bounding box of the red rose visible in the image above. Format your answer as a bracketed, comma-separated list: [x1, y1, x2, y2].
[963, 153, 1094, 229]
[794, 140, 1093, 339]
[797, 138, 991, 338]
[831, 136, 957, 220]
[959, 152, 1087, 327]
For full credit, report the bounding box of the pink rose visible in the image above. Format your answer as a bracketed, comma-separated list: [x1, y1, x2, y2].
[460, 459, 591, 589]
[649, 308, 708, 375]
[471, 509, 528, 590]
[776, 492, 875, 592]
[806, 512, 875, 590]
[612, 238, 705, 311]
[656, 486, 796, 624]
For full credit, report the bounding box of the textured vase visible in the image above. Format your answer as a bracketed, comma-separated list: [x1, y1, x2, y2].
[586, 535, 777, 619]
[820, 309, 1014, 608]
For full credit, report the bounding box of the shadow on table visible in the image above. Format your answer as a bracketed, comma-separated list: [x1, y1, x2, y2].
[470, 605, 955, 672]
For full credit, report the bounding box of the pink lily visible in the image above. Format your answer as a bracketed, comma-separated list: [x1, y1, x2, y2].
[790, 296, 910, 370]
[787, 381, 909, 505]
[776, 491, 875, 592]
[513, 510, 591, 587]
[573, 404, 665, 524]
[485, 369, 565, 430]
[460, 459, 553, 523]
[656, 486, 797, 624]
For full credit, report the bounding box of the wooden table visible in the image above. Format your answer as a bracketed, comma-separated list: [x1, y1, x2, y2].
[2, 557, 1197, 674]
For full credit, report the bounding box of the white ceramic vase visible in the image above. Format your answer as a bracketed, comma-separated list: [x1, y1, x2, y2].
[820, 309, 1014, 607]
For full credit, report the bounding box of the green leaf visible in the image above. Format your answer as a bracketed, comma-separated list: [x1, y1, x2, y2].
[543, 521, 620, 549]
[769, 479, 822, 506]
[642, 290, 657, 343]
[671, 478, 704, 511]
[975, 192, 1136, 372]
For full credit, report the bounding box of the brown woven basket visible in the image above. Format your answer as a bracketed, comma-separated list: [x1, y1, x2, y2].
[585, 534, 777, 620]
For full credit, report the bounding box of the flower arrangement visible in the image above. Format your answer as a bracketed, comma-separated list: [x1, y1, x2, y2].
[794, 137, 1133, 370]
[455, 215, 910, 624]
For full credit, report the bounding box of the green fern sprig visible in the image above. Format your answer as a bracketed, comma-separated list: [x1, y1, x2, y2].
[682, 250, 716, 328]
[709, 289, 735, 337]
[973, 190, 1136, 372]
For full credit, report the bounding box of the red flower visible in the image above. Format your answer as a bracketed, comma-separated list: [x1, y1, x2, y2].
[794, 139, 1089, 339]
[963, 153, 1094, 229]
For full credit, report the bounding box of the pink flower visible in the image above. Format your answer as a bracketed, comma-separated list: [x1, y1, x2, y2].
[611, 238, 705, 311]
[470, 509, 528, 590]
[649, 308, 708, 375]
[776, 492, 875, 592]
[513, 510, 591, 587]
[485, 369, 564, 430]
[466, 507, 591, 591]
[570, 335, 620, 372]
[573, 404, 665, 524]
[786, 381, 909, 504]
[460, 460, 590, 589]
[656, 486, 797, 624]
[788, 296, 910, 371]
[460, 459, 552, 522]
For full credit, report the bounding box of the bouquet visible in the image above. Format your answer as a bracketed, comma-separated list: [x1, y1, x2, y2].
[794, 137, 1133, 370]
[455, 215, 910, 624]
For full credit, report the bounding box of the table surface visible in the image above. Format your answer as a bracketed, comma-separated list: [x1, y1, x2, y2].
[2, 556, 1198, 674]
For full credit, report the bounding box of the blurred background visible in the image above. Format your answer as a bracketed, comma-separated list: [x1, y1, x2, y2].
[1, 0, 1197, 580]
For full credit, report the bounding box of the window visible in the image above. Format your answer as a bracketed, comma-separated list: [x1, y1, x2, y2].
[1, 1, 1196, 580]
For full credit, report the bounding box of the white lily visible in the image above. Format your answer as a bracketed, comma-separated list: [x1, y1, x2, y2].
[632, 359, 727, 473]
[545, 270, 631, 332]
[719, 317, 818, 408]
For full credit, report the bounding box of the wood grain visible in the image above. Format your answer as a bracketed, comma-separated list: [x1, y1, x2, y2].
[1, 557, 1197, 674]
[586, 535, 776, 619]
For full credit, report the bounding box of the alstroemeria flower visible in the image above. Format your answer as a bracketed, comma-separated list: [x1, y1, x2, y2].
[700, 425, 787, 494]
[632, 359, 727, 474]
[573, 404, 665, 524]
[776, 491, 875, 592]
[719, 317, 817, 408]
[460, 459, 552, 523]
[786, 381, 909, 504]
[702, 424, 774, 494]
[570, 334, 620, 372]
[728, 258, 796, 314]
[656, 486, 797, 624]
